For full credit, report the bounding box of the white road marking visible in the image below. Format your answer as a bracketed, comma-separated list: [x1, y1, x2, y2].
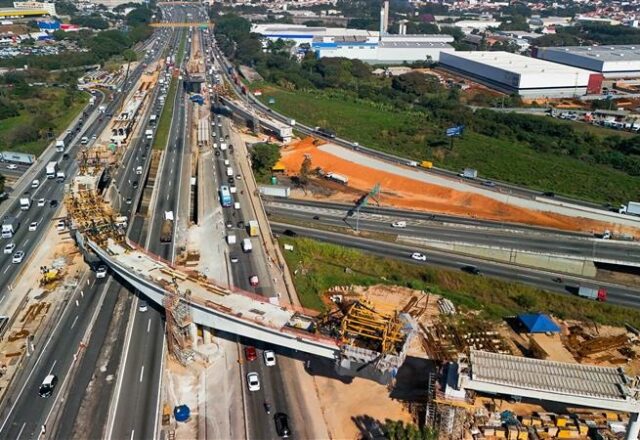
[147, 318, 151, 333]
[23, 239, 29, 247]
[139, 365, 144, 382]
[130, 430, 135, 440]
[48, 359, 57, 374]
[70, 315, 79, 329]
[16, 422, 26, 440]
[3, 266, 9, 274]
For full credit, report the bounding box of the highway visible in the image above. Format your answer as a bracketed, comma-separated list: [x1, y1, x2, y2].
[266, 200, 640, 266]
[0, 273, 118, 439]
[269, 223, 640, 308]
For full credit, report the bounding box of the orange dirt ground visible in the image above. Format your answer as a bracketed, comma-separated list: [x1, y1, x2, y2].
[281, 137, 640, 236]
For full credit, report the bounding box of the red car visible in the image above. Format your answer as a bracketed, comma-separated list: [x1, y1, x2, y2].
[244, 346, 257, 362]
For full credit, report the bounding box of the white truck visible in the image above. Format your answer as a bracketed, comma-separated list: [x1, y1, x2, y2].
[46, 161, 58, 179]
[1, 217, 19, 238]
[55, 140, 65, 152]
[620, 201, 640, 216]
[226, 167, 233, 177]
[19, 197, 31, 210]
[461, 168, 478, 179]
[241, 238, 253, 253]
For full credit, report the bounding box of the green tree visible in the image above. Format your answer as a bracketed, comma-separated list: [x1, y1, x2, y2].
[250, 143, 281, 181]
[299, 155, 312, 186]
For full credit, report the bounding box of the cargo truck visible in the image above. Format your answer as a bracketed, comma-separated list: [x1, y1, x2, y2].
[242, 238, 253, 253]
[325, 173, 348, 185]
[577, 286, 607, 302]
[160, 211, 174, 242]
[46, 161, 58, 179]
[55, 140, 65, 152]
[619, 201, 640, 216]
[460, 168, 477, 179]
[420, 161, 433, 169]
[258, 185, 290, 198]
[248, 220, 259, 237]
[19, 197, 31, 210]
[1, 217, 19, 238]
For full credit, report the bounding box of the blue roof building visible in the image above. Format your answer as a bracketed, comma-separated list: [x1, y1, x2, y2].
[518, 313, 560, 333]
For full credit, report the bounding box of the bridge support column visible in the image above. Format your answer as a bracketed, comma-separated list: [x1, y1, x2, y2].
[202, 326, 212, 344]
[190, 323, 199, 348]
[626, 412, 640, 440]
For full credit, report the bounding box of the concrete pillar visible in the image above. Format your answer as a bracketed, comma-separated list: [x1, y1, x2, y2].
[203, 326, 212, 344]
[626, 413, 640, 440]
[190, 323, 199, 348]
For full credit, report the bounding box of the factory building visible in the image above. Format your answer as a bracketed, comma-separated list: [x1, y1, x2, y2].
[312, 35, 455, 64]
[0, 1, 56, 18]
[251, 23, 376, 46]
[534, 45, 640, 79]
[439, 51, 602, 98]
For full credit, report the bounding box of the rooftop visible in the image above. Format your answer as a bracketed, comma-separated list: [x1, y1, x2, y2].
[541, 44, 640, 62]
[470, 350, 630, 401]
[443, 51, 594, 75]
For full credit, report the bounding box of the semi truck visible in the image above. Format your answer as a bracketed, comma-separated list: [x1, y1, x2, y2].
[55, 140, 65, 152]
[160, 211, 174, 243]
[46, 161, 58, 179]
[248, 220, 259, 237]
[619, 201, 640, 216]
[1, 217, 19, 238]
[314, 126, 336, 139]
[242, 238, 253, 253]
[577, 286, 607, 302]
[325, 173, 349, 185]
[19, 197, 31, 210]
[258, 185, 290, 198]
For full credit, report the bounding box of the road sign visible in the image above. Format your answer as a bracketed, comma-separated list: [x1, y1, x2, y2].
[445, 125, 464, 137]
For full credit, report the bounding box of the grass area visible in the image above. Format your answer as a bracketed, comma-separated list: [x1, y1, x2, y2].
[176, 31, 187, 66]
[261, 87, 640, 203]
[153, 77, 178, 151]
[0, 89, 88, 156]
[280, 237, 640, 328]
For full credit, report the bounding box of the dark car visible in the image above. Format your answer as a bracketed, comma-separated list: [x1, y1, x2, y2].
[228, 177, 235, 184]
[237, 221, 245, 229]
[215, 150, 221, 157]
[542, 191, 555, 197]
[132, 181, 139, 189]
[39, 374, 58, 398]
[283, 229, 297, 237]
[62, 154, 69, 160]
[461, 265, 481, 275]
[49, 199, 58, 208]
[244, 346, 257, 362]
[274, 413, 291, 438]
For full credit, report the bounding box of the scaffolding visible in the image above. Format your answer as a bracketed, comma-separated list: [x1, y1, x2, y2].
[163, 277, 195, 365]
[338, 300, 405, 355]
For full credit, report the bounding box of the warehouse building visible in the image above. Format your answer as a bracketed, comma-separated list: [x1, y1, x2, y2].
[251, 23, 376, 46]
[534, 45, 640, 79]
[439, 51, 602, 98]
[312, 35, 455, 64]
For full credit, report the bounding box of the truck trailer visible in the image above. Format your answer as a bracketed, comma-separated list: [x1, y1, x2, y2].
[1, 217, 19, 238]
[325, 173, 349, 185]
[160, 211, 174, 243]
[46, 161, 58, 179]
[577, 286, 607, 302]
[461, 168, 478, 179]
[620, 201, 640, 216]
[258, 185, 290, 198]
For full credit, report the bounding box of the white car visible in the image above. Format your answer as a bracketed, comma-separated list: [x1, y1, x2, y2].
[56, 220, 65, 231]
[12, 251, 24, 264]
[411, 252, 427, 261]
[247, 372, 260, 391]
[37, 198, 46, 207]
[391, 221, 407, 228]
[31, 179, 39, 189]
[263, 350, 276, 367]
[3, 243, 15, 254]
[6, 164, 17, 170]
[138, 300, 148, 312]
[28, 221, 39, 232]
[96, 265, 107, 279]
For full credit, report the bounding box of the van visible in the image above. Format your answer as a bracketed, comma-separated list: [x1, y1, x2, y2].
[224, 159, 230, 166]
[226, 167, 233, 177]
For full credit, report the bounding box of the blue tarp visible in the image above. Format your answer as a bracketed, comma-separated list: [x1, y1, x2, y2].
[518, 313, 560, 333]
[174, 405, 190, 422]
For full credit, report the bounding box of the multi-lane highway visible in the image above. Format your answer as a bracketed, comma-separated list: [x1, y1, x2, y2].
[266, 200, 640, 266]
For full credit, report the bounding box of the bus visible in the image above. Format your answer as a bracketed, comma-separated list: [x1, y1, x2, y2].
[219, 185, 232, 207]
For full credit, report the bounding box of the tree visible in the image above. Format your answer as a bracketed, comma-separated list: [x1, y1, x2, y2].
[250, 143, 281, 182]
[299, 155, 312, 186]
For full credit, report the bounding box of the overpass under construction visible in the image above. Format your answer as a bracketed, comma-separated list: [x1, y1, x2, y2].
[65, 170, 415, 382]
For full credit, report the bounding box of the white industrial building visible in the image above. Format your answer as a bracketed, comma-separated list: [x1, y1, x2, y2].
[312, 35, 455, 64]
[251, 23, 376, 46]
[535, 45, 640, 79]
[439, 51, 601, 97]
